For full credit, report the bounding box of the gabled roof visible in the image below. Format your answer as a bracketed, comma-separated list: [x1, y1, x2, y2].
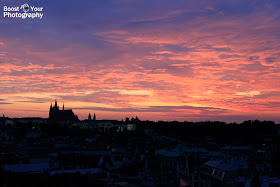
[157, 150, 180, 157]
[173, 146, 208, 153]
[3, 163, 50, 173]
[204, 157, 248, 171]
[222, 146, 253, 150]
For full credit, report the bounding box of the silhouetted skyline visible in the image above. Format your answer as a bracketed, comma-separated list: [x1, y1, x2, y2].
[0, 0, 280, 123]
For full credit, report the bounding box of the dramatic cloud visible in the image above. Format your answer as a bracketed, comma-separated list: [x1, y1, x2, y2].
[0, 0, 280, 122]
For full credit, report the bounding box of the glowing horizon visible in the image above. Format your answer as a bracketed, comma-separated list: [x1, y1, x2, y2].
[0, 0, 280, 123]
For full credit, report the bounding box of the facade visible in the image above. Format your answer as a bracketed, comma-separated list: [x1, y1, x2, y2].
[73, 120, 116, 132]
[0, 117, 47, 126]
[157, 146, 208, 186]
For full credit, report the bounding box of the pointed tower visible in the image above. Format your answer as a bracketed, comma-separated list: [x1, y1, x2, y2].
[49, 102, 53, 118]
[63, 103, 64, 110]
[93, 113, 96, 121]
[54, 99, 59, 110]
[88, 113, 92, 120]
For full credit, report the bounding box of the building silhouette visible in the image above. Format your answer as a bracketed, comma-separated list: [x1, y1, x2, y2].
[88, 113, 91, 120]
[88, 113, 96, 121]
[49, 100, 78, 122]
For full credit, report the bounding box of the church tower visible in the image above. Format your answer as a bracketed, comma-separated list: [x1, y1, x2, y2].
[49, 102, 53, 118]
[88, 113, 92, 120]
[54, 99, 59, 110]
[93, 113, 96, 121]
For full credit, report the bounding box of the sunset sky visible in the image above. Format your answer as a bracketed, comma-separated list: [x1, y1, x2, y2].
[0, 0, 280, 122]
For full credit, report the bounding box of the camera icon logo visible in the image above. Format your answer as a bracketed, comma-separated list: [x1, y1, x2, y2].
[20, 3, 29, 13]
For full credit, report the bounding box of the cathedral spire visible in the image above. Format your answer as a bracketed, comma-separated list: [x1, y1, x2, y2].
[93, 113, 96, 121]
[63, 102, 64, 110]
[88, 113, 91, 120]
